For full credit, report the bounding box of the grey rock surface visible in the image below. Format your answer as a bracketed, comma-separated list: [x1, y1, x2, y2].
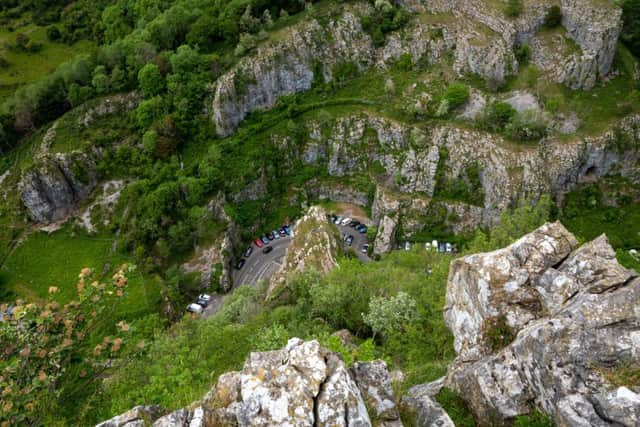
[19, 152, 97, 223]
[442, 223, 640, 426]
[96, 405, 165, 427]
[402, 380, 455, 427]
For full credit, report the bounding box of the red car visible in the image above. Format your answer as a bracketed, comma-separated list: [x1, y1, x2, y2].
[254, 238, 264, 248]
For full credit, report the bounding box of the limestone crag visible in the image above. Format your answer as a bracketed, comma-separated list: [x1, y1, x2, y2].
[267, 206, 340, 299]
[19, 152, 98, 223]
[282, 113, 639, 251]
[97, 339, 406, 427]
[402, 378, 455, 427]
[441, 222, 640, 426]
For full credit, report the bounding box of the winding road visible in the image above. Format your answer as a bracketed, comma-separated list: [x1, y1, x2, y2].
[233, 235, 293, 288]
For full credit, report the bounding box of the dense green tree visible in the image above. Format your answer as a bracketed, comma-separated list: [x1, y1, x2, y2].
[621, 0, 640, 57]
[138, 63, 165, 98]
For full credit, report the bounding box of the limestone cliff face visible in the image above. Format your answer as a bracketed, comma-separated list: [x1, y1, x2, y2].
[96, 339, 413, 427]
[440, 222, 640, 426]
[267, 206, 340, 299]
[19, 152, 98, 223]
[278, 112, 639, 251]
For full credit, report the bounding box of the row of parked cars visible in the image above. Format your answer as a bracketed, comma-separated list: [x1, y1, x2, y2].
[329, 214, 368, 234]
[235, 224, 293, 270]
[186, 293, 212, 314]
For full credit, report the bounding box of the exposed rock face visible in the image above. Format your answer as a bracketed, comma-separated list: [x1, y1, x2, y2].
[212, 5, 374, 137]
[19, 152, 97, 223]
[182, 195, 240, 293]
[285, 113, 639, 252]
[96, 405, 164, 427]
[442, 222, 640, 426]
[98, 339, 404, 426]
[402, 379, 454, 427]
[351, 360, 402, 425]
[268, 206, 341, 299]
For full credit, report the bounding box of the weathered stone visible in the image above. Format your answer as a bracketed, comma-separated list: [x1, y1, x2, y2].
[442, 223, 640, 426]
[351, 360, 401, 422]
[20, 152, 97, 223]
[96, 405, 165, 427]
[444, 221, 578, 361]
[402, 381, 455, 427]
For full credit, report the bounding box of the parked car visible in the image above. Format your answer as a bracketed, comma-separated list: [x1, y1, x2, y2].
[263, 246, 274, 254]
[235, 259, 246, 270]
[283, 225, 292, 235]
[341, 217, 352, 226]
[357, 225, 367, 234]
[432, 240, 438, 250]
[349, 220, 360, 228]
[267, 233, 274, 241]
[425, 242, 432, 251]
[330, 214, 337, 223]
[345, 235, 354, 246]
[404, 241, 411, 251]
[279, 227, 288, 236]
[254, 238, 264, 248]
[272, 230, 280, 240]
[438, 242, 446, 253]
[197, 294, 212, 307]
[244, 246, 253, 257]
[362, 244, 370, 253]
[186, 303, 203, 314]
[334, 216, 343, 225]
[446, 242, 453, 253]
[261, 235, 270, 244]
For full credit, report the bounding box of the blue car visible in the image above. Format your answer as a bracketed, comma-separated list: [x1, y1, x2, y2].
[261, 235, 270, 244]
[357, 225, 367, 234]
[283, 225, 292, 235]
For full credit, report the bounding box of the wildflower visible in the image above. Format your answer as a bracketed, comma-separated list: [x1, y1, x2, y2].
[48, 286, 59, 294]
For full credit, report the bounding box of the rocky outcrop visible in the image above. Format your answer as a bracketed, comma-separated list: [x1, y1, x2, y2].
[96, 405, 165, 427]
[19, 152, 98, 223]
[402, 378, 454, 427]
[182, 195, 240, 293]
[212, 5, 375, 137]
[285, 113, 639, 252]
[98, 339, 405, 427]
[268, 206, 341, 299]
[441, 222, 640, 426]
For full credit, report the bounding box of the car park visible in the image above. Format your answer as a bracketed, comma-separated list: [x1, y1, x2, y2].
[235, 259, 246, 270]
[254, 238, 264, 248]
[197, 294, 212, 307]
[261, 235, 270, 244]
[263, 246, 274, 254]
[341, 217, 352, 226]
[244, 246, 253, 257]
[186, 303, 203, 314]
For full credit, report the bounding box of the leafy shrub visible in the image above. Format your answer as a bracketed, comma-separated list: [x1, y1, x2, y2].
[395, 52, 413, 71]
[621, 0, 640, 57]
[138, 63, 164, 98]
[514, 411, 555, 427]
[444, 83, 470, 109]
[483, 315, 515, 352]
[514, 43, 531, 63]
[504, 0, 523, 17]
[544, 5, 563, 28]
[46, 25, 61, 42]
[362, 292, 419, 338]
[505, 110, 548, 141]
[478, 101, 517, 132]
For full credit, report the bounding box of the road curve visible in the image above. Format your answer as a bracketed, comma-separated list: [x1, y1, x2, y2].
[232, 235, 293, 288]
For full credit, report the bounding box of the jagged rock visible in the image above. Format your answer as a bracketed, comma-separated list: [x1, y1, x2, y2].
[212, 338, 371, 426]
[441, 223, 640, 426]
[96, 405, 165, 427]
[351, 360, 401, 423]
[268, 206, 340, 299]
[78, 92, 142, 128]
[402, 380, 454, 427]
[444, 221, 579, 361]
[99, 339, 411, 427]
[19, 152, 97, 223]
[504, 91, 542, 114]
[373, 215, 398, 256]
[152, 409, 193, 427]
